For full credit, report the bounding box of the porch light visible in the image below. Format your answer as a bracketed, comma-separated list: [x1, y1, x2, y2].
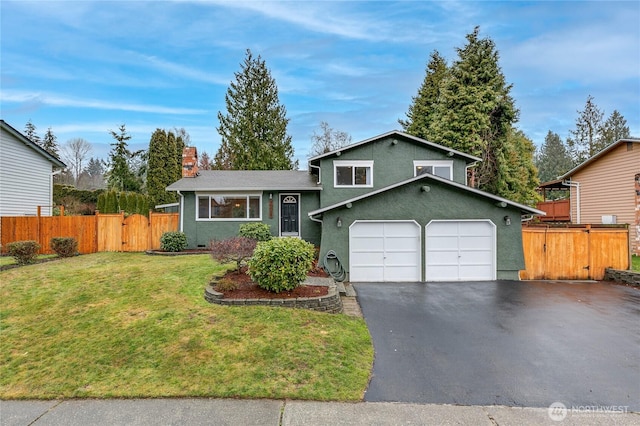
[336, 217, 342, 228]
[504, 216, 511, 226]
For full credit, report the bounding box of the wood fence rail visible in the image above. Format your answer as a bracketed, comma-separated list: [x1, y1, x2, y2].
[521, 224, 630, 280]
[1, 209, 179, 254]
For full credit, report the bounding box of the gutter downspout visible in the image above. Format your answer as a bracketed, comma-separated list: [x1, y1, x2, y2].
[177, 190, 184, 232]
[309, 164, 321, 184]
[308, 213, 323, 224]
[51, 169, 62, 216]
[562, 180, 580, 223]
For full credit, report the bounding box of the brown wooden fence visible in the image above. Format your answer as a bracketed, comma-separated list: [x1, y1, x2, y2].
[521, 224, 630, 280]
[1, 211, 179, 254]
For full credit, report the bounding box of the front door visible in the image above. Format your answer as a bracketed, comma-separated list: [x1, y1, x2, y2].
[280, 194, 299, 236]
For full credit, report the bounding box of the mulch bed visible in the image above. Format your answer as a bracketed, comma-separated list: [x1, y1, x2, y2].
[214, 266, 330, 299]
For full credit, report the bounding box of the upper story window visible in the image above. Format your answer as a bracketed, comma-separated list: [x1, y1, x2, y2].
[197, 194, 261, 220]
[334, 160, 373, 187]
[414, 160, 453, 180]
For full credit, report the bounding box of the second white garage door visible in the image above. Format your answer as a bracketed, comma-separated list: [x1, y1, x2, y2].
[350, 221, 421, 282]
[425, 220, 496, 281]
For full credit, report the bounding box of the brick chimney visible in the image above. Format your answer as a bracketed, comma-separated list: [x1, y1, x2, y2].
[182, 146, 199, 178]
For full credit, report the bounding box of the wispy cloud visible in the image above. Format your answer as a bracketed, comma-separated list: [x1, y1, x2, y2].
[1, 90, 207, 115]
[140, 54, 230, 86]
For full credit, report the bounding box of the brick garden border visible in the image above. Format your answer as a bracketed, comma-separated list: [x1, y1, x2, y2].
[204, 283, 343, 314]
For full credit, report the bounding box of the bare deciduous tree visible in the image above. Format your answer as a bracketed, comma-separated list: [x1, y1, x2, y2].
[62, 138, 92, 186]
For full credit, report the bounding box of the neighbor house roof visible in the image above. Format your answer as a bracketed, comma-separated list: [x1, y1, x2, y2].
[166, 170, 322, 192]
[308, 173, 545, 217]
[0, 119, 66, 168]
[559, 138, 640, 180]
[308, 130, 482, 164]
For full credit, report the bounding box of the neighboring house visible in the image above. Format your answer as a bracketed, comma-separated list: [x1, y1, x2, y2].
[167, 131, 544, 282]
[0, 120, 66, 216]
[552, 138, 639, 256]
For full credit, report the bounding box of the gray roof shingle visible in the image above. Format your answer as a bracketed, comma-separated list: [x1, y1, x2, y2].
[166, 170, 321, 192]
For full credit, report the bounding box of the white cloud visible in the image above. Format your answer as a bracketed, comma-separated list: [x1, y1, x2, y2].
[1, 90, 207, 115]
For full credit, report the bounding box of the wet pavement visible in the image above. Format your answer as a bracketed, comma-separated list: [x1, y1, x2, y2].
[355, 280, 640, 410]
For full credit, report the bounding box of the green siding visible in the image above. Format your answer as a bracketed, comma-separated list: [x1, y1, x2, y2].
[180, 191, 321, 248]
[316, 178, 525, 281]
[317, 135, 470, 206]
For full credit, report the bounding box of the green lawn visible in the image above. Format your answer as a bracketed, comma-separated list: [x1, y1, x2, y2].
[0, 254, 57, 267]
[632, 255, 640, 271]
[0, 253, 373, 400]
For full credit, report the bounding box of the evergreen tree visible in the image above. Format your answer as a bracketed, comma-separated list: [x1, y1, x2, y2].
[215, 49, 297, 170]
[399, 50, 448, 141]
[600, 109, 630, 146]
[423, 27, 537, 201]
[106, 124, 143, 192]
[146, 129, 179, 209]
[84, 157, 106, 189]
[42, 127, 60, 158]
[497, 130, 541, 205]
[567, 95, 604, 164]
[96, 192, 106, 213]
[24, 120, 41, 146]
[308, 121, 352, 157]
[170, 131, 185, 184]
[536, 131, 573, 182]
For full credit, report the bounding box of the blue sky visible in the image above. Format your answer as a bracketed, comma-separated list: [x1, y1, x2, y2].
[1, 1, 639, 168]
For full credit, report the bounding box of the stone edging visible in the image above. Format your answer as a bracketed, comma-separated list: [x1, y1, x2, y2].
[604, 268, 640, 286]
[204, 283, 343, 314]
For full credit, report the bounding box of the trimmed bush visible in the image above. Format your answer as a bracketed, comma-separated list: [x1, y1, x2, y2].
[6, 240, 41, 265]
[210, 237, 257, 272]
[248, 237, 315, 293]
[160, 231, 187, 252]
[50, 237, 78, 258]
[238, 223, 272, 241]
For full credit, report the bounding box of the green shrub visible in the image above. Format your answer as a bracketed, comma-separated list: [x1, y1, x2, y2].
[160, 231, 187, 252]
[238, 223, 272, 241]
[247, 237, 315, 293]
[50, 237, 78, 257]
[6, 240, 41, 265]
[214, 277, 238, 292]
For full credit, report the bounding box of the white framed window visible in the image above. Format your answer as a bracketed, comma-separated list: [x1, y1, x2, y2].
[334, 160, 373, 187]
[196, 194, 261, 220]
[414, 160, 453, 180]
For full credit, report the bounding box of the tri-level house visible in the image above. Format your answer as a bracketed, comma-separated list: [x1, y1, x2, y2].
[167, 131, 543, 282]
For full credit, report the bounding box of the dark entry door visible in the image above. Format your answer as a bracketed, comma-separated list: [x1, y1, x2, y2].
[280, 194, 299, 236]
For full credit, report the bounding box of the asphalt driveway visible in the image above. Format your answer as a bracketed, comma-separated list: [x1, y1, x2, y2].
[354, 280, 640, 410]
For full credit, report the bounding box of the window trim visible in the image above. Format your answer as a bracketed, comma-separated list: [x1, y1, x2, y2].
[333, 160, 374, 188]
[195, 192, 262, 221]
[413, 160, 453, 180]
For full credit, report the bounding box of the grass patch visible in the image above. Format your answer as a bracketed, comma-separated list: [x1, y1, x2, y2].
[632, 255, 639, 271]
[0, 254, 57, 267]
[0, 253, 373, 400]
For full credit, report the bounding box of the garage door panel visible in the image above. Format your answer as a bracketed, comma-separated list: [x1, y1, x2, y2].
[426, 220, 496, 281]
[350, 221, 420, 282]
[351, 237, 384, 251]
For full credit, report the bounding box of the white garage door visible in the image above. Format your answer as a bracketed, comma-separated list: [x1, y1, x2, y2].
[350, 221, 421, 282]
[425, 220, 496, 281]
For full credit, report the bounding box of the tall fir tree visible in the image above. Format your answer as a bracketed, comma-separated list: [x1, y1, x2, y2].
[536, 131, 573, 182]
[398, 50, 448, 141]
[600, 109, 630, 146]
[42, 127, 60, 158]
[215, 49, 297, 170]
[24, 120, 41, 146]
[566, 95, 604, 164]
[147, 129, 185, 209]
[107, 124, 142, 192]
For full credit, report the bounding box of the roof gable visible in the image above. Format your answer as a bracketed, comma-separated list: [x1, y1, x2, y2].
[0, 120, 66, 168]
[308, 173, 544, 217]
[308, 130, 481, 165]
[560, 138, 639, 179]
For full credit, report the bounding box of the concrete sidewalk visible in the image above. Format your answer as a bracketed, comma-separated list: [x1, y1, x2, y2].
[2, 399, 638, 426]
